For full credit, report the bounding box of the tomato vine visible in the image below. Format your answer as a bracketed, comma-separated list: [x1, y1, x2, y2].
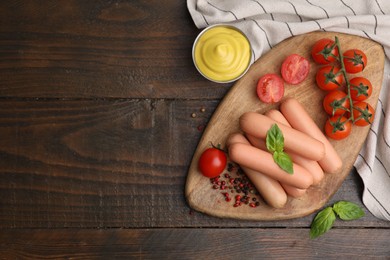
[334, 36, 355, 122]
[312, 36, 374, 139]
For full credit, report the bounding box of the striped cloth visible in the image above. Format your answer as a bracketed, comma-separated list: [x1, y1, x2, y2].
[188, 0, 390, 221]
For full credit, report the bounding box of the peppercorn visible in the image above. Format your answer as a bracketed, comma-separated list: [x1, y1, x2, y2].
[209, 162, 261, 208]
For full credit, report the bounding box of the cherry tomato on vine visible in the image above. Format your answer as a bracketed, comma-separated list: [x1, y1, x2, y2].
[311, 38, 339, 64]
[323, 90, 350, 116]
[198, 146, 227, 178]
[352, 101, 375, 126]
[343, 49, 367, 74]
[256, 73, 284, 103]
[281, 54, 310, 85]
[325, 115, 352, 140]
[349, 77, 373, 101]
[316, 66, 344, 91]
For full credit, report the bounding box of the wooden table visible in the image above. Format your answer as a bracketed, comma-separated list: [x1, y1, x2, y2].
[0, 1, 389, 258]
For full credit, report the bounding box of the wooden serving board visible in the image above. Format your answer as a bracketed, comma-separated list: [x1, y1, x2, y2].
[185, 32, 385, 220]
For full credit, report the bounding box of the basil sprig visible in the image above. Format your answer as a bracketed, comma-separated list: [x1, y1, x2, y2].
[310, 201, 365, 239]
[333, 201, 365, 220]
[310, 207, 336, 239]
[266, 124, 293, 174]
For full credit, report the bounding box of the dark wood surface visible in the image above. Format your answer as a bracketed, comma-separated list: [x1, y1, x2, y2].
[0, 1, 389, 258]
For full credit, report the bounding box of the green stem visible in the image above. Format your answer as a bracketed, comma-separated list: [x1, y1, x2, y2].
[335, 36, 354, 122]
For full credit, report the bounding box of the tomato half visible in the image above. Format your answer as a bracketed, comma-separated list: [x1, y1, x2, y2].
[349, 77, 372, 101]
[311, 38, 339, 64]
[325, 115, 352, 140]
[343, 49, 367, 74]
[198, 146, 227, 178]
[323, 90, 350, 116]
[256, 73, 284, 103]
[281, 54, 310, 85]
[316, 66, 344, 91]
[352, 101, 375, 126]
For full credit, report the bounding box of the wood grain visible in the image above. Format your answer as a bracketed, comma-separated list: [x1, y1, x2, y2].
[0, 99, 388, 228]
[1, 229, 389, 259]
[0, 0, 227, 99]
[0, 0, 389, 257]
[0, 99, 206, 228]
[186, 32, 385, 220]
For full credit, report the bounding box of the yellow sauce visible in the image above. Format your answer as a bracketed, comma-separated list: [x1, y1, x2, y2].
[194, 26, 251, 82]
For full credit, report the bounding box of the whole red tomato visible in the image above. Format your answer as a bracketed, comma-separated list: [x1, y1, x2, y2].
[316, 66, 344, 91]
[323, 90, 350, 116]
[198, 146, 227, 178]
[350, 77, 372, 101]
[352, 101, 375, 126]
[325, 115, 352, 140]
[311, 38, 339, 64]
[343, 49, 367, 74]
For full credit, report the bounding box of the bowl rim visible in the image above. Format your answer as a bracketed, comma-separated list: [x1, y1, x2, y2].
[192, 24, 253, 84]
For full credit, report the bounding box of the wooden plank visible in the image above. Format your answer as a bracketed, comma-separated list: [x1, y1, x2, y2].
[0, 0, 227, 99]
[0, 99, 208, 228]
[0, 228, 389, 258]
[0, 99, 389, 228]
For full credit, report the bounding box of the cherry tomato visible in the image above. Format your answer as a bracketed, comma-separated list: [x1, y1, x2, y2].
[323, 90, 350, 116]
[349, 77, 372, 101]
[343, 49, 367, 74]
[325, 115, 352, 140]
[316, 66, 344, 91]
[311, 38, 339, 64]
[281, 54, 310, 85]
[352, 101, 375, 126]
[198, 146, 227, 178]
[256, 73, 284, 103]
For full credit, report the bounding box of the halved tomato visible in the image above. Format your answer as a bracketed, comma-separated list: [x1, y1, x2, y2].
[281, 54, 310, 85]
[256, 73, 284, 103]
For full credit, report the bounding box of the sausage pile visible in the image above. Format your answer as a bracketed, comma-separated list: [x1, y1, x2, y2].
[226, 98, 343, 208]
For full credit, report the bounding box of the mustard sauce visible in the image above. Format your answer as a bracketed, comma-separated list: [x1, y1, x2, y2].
[193, 25, 251, 82]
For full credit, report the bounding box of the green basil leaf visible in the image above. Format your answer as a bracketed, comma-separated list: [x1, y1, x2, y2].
[266, 124, 284, 153]
[273, 151, 294, 174]
[310, 206, 336, 239]
[333, 201, 365, 220]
